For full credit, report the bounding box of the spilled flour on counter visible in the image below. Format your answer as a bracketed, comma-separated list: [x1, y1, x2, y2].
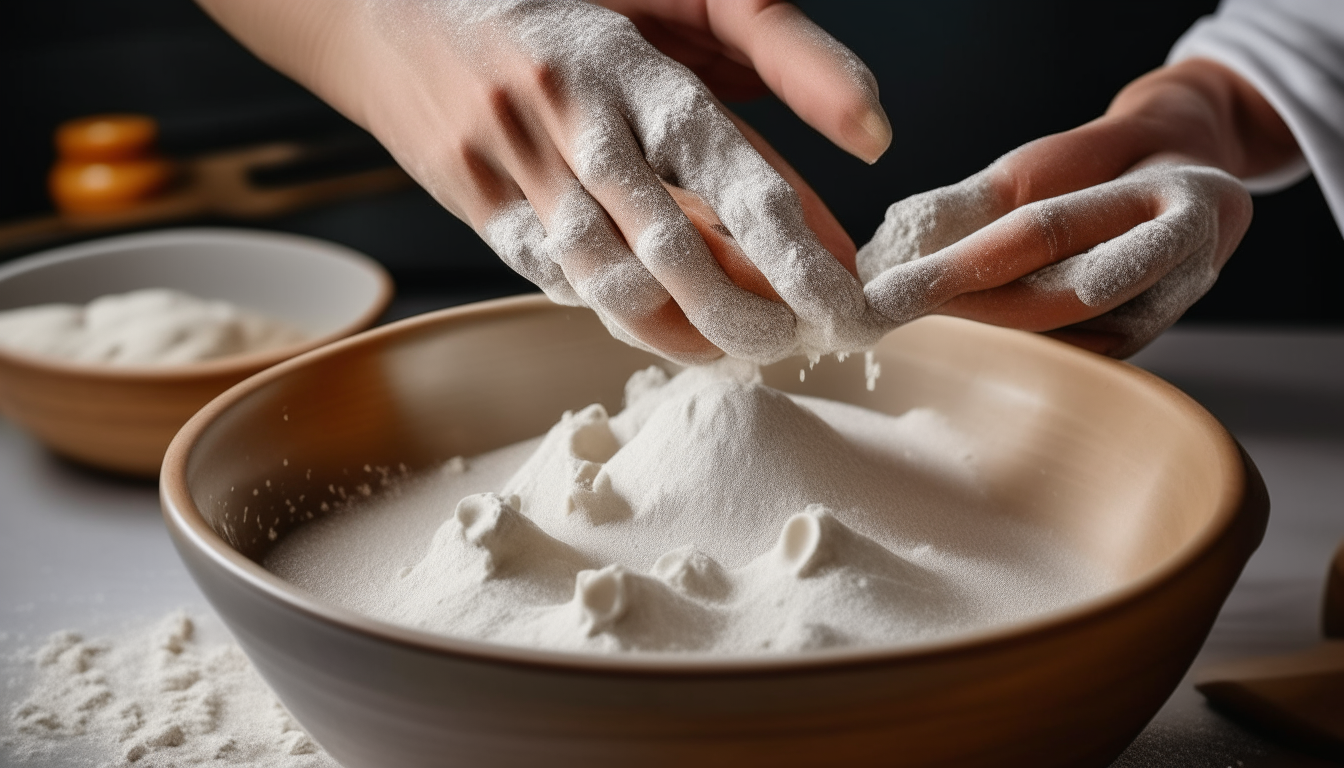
[268, 360, 1108, 655]
[0, 288, 307, 367]
[2, 613, 336, 768]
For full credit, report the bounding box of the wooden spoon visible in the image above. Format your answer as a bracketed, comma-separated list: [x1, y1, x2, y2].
[1196, 541, 1344, 761]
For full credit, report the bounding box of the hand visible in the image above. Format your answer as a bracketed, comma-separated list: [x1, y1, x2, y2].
[592, 0, 893, 162]
[197, 0, 893, 364]
[858, 58, 1295, 357]
[859, 154, 1251, 357]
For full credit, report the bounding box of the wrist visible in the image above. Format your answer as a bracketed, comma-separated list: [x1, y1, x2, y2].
[1104, 58, 1300, 179]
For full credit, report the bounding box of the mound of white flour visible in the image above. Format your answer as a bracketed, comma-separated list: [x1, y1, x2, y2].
[268, 361, 1107, 655]
[0, 288, 307, 367]
[2, 613, 335, 767]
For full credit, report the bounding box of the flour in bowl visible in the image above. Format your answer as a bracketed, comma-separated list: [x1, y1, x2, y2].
[0, 288, 307, 367]
[267, 361, 1108, 655]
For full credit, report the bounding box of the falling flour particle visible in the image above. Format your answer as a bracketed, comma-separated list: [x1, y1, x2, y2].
[2, 613, 335, 767]
[268, 361, 1109, 656]
[863, 350, 882, 391]
[0, 288, 307, 367]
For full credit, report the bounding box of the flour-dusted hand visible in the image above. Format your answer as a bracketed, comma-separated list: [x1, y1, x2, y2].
[197, 0, 894, 364]
[1001, 161, 1248, 356]
[856, 57, 1294, 357]
[859, 155, 1250, 357]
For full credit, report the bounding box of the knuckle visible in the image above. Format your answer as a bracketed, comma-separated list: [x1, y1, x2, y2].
[742, 174, 801, 217]
[1023, 202, 1070, 259]
[454, 139, 486, 172]
[577, 259, 665, 312]
[638, 71, 714, 130]
[595, 10, 642, 42]
[980, 165, 1023, 210]
[546, 194, 619, 261]
[550, 214, 607, 255]
[525, 60, 563, 97]
[631, 216, 704, 269]
[712, 172, 807, 246]
[672, 78, 717, 121]
[485, 85, 516, 123]
[482, 202, 541, 260]
[571, 123, 630, 185]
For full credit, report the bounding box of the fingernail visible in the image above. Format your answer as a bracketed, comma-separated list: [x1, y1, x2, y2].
[856, 107, 892, 165]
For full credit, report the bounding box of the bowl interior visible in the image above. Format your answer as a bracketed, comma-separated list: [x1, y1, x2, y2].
[172, 296, 1245, 667]
[0, 228, 389, 338]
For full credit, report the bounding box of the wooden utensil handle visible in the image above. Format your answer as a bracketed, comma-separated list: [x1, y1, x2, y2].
[1326, 540, 1344, 639]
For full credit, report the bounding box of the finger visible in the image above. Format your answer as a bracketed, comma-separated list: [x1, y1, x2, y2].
[1039, 165, 1248, 358]
[543, 184, 723, 364]
[855, 120, 1181, 290]
[512, 53, 795, 360]
[856, 171, 1003, 283]
[679, 55, 771, 102]
[865, 180, 1155, 324]
[463, 77, 586, 306]
[482, 82, 721, 363]
[482, 200, 584, 307]
[723, 107, 857, 275]
[466, 147, 583, 307]
[936, 164, 1246, 337]
[856, 122, 1146, 281]
[613, 11, 770, 101]
[1045, 235, 1223, 358]
[963, 164, 1224, 322]
[626, 70, 886, 356]
[661, 181, 781, 302]
[658, 111, 855, 318]
[1037, 201, 1211, 311]
[989, 118, 1173, 209]
[1041, 328, 1130, 356]
[566, 117, 797, 360]
[708, 1, 891, 163]
[935, 283, 1094, 332]
[933, 204, 1203, 331]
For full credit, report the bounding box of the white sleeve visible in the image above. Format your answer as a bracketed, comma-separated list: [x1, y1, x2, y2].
[1169, 0, 1344, 232]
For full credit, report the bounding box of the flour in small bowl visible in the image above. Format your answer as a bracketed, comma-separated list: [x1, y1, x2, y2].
[267, 360, 1109, 655]
[0, 289, 307, 367]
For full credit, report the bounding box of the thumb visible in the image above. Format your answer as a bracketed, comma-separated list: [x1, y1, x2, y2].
[709, 1, 891, 163]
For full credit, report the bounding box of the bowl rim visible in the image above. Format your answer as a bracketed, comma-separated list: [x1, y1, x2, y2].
[161, 294, 1262, 677]
[0, 227, 394, 381]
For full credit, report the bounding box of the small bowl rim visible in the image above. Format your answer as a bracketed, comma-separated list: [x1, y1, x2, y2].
[0, 227, 393, 381]
[161, 294, 1257, 678]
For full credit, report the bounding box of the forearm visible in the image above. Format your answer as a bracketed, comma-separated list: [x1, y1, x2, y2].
[1105, 57, 1301, 179]
[989, 58, 1299, 211]
[194, 0, 371, 126]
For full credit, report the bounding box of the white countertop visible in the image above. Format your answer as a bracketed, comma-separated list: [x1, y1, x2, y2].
[2, 320, 1342, 767]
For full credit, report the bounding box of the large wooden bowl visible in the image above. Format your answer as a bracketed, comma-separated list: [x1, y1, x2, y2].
[0, 228, 391, 476]
[160, 295, 1267, 767]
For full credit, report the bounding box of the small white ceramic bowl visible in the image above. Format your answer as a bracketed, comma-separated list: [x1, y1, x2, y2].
[162, 296, 1268, 768]
[0, 228, 392, 475]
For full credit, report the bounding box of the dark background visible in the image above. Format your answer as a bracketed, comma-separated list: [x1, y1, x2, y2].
[2, 0, 1340, 323]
